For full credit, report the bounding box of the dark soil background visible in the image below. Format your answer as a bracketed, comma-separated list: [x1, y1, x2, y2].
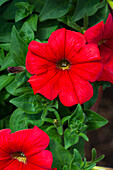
[85, 85, 113, 168]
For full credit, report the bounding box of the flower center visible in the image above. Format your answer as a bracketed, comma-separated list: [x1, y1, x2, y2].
[12, 152, 27, 164]
[98, 39, 107, 45]
[57, 60, 70, 70]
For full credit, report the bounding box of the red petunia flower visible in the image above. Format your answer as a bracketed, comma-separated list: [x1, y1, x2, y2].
[0, 126, 56, 170]
[26, 28, 102, 106]
[84, 13, 113, 83]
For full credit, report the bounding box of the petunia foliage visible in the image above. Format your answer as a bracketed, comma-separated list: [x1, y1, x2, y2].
[0, 0, 112, 169]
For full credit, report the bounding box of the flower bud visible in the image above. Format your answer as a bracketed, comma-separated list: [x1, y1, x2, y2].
[7, 66, 25, 73]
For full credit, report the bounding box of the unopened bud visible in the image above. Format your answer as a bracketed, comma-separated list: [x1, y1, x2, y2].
[7, 66, 25, 73]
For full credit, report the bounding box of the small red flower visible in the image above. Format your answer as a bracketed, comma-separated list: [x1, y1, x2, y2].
[84, 13, 113, 83]
[26, 28, 102, 106]
[0, 126, 56, 170]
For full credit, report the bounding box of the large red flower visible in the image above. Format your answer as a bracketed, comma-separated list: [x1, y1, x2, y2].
[0, 126, 56, 170]
[84, 13, 113, 83]
[26, 28, 102, 106]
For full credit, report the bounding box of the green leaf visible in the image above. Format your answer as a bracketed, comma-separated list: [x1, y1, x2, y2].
[84, 163, 96, 170]
[0, 43, 10, 51]
[41, 108, 48, 121]
[6, 72, 30, 96]
[10, 108, 44, 132]
[88, 2, 109, 26]
[70, 149, 83, 169]
[69, 104, 84, 125]
[91, 148, 97, 161]
[62, 165, 68, 170]
[0, 91, 10, 101]
[57, 125, 63, 135]
[84, 109, 108, 130]
[20, 22, 34, 43]
[0, 52, 16, 71]
[0, 49, 4, 66]
[84, 85, 98, 109]
[15, 2, 35, 22]
[71, 163, 81, 170]
[0, 0, 9, 6]
[0, 101, 13, 119]
[94, 154, 105, 163]
[10, 92, 43, 114]
[72, 0, 104, 22]
[28, 0, 46, 13]
[11, 26, 28, 66]
[10, 108, 28, 132]
[70, 137, 85, 158]
[48, 107, 61, 121]
[36, 20, 59, 40]
[0, 75, 15, 91]
[2, 0, 27, 20]
[39, 0, 69, 22]
[0, 116, 10, 129]
[46, 128, 61, 143]
[50, 139, 72, 169]
[61, 116, 71, 125]
[64, 129, 79, 149]
[79, 132, 89, 142]
[50, 100, 58, 109]
[0, 17, 13, 43]
[27, 14, 38, 31]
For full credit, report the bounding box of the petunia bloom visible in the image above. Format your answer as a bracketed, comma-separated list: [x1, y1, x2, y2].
[0, 126, 56, 170]
[84, 13, 113, 83]
[26, 28, 102, 106]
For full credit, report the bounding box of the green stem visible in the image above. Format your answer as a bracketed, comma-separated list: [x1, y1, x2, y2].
[48, 107, 61, 121]
[83, 12, 88, 30]
[67, 19, 83, 33]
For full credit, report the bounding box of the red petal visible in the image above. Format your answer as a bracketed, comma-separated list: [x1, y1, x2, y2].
[0, 129, 11, 134]
[28, 69, 61, 99]
[97, 46, 113, 83]
[58, 71, 93, 106]
[0, 159, 15, 169]
[28, 41, 57, 63]
[0, 148, 11, 160]
[10, 126, 50, 156]
[26, 51, 54, 75]
[71, 62, 103, 82]
[27, 150, 53, 169]
[98, 67, 113, 83]
[65, 30, 86, 60]
[48, 28, 86, 62]
[24, 163, 46, 170]
[25, 163, 54, 170]
[0, 129, 11, 154]
[3, 159, 23, 170]
[48, 28, 66, 61]
[68, 44, 101, 64]
[103, 39, 113, 50]
[84, 21, 104, 44]
[103, 13, 113, 39]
